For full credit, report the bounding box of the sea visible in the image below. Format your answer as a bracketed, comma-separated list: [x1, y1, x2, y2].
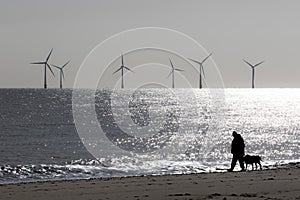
[0, 88, 299, 184]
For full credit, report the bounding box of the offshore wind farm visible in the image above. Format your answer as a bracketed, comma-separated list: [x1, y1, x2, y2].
[30, 49, 265, 90]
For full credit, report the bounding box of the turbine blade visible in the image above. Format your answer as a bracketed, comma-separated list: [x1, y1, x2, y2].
[31, 62, 45, 65]
[167, 71, 173, 78]
[188, 58, 201, 65]
[201, 53, 213, 63]
[61, 70, 65, 80]
[47, 64, 55, 77]
[121, 53, 124, 66]
[201, 65, 206, 78]
[243, 59, 254, 68]
[124, 66, 133, 72]
[169, 58, 174, 69]
[51, 64, 61, 69]
[203, 79, 208, 87]
[62, 60, 70, 69]
[113, 67, 122, 74]
[46, 48, 53, 62]
[254, 61, 264, 67]
[175, 68, 184, 72]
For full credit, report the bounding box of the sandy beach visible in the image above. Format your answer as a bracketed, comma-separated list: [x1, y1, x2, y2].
[0, 165, 299, 200]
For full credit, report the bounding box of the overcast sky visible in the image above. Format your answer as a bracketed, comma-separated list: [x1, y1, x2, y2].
[1, 0, 300, 88]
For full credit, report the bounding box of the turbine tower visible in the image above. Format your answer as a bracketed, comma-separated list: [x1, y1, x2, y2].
[113, 54, 133, 88]
[243, 59, 264, 88]
[189, 53, 212, 89]
[31, 49, 55, 89]
[168, 58, 184, 88]
[51, 61, 70, 89]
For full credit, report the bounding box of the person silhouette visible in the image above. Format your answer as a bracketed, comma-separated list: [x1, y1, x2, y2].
[228, 131, 245, 172]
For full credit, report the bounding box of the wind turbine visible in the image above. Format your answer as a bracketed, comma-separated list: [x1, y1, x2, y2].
[243, 59, 264, 88]
[113, 53, 133, 88]
[168, 58, 184, 88]
[188, 53, 212, 89]
[51, 61, 70, 89]
[31, 49, 55, 89]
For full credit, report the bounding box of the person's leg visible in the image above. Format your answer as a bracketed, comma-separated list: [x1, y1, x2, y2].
[229, 155, 238, 171]
[238, 155, 245, 171]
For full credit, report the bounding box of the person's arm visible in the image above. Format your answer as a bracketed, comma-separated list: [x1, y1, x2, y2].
[241, 138, 245, 148]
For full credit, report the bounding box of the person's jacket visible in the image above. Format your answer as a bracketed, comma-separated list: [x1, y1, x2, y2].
[231, 134, 245, 155]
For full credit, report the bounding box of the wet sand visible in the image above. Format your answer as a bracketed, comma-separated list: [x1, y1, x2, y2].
[0, 166, 299, 200]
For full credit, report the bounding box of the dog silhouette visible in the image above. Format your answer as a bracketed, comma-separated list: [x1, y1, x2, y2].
[243, 155, 262, 170]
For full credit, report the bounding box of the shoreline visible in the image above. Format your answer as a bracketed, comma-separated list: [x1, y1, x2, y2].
[0, 166, 299, 200]
[1, 161, 299, 185]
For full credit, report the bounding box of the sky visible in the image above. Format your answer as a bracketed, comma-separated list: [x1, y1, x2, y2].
[1, 0, 300, 88]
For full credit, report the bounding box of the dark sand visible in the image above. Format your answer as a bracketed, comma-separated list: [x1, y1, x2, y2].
[0, 166, 299, 200]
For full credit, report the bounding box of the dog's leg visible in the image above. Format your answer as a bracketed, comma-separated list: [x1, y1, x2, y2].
[255, 163, 258, 170]
[259, 162, 262, 170]
[252, 164, 254, 170]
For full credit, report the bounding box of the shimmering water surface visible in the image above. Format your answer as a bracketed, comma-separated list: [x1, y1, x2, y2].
[0, 89, 299, 184]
